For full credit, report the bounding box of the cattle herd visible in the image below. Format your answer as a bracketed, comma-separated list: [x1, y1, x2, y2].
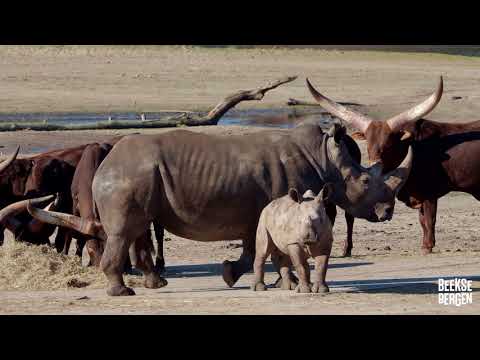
[0, 76, 477, 297]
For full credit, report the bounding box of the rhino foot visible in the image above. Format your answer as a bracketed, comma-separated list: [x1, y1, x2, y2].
[107, 285, 136, 296]
[295, 283, 312, 294]
[251, 282, 267, 291]
[145, 275, 168, 289]
[311, 282, 329, 293]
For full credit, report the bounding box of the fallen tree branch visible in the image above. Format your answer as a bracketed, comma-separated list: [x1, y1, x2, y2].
[0, 76, 298, 132]
[145, 75, 298, 126]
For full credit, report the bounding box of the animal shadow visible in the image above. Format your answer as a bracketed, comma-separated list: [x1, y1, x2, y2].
[162, 261, 373, 279]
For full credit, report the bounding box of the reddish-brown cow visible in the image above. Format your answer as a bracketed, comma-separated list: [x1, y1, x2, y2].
[305, 76, 480, 254]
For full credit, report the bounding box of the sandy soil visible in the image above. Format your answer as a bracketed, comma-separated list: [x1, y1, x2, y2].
[0, 46, 479, 314]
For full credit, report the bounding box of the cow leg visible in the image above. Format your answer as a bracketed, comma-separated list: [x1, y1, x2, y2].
[134, 231, 168, 289]
[222, 236, 255, 288]
[152, 220, 165, 274]
[60, 229, 73, 256]
[53, 193, 73, 252]
[85, 238, 103, 266]
[75, 236, 86, 257]
[342, 212, 354, 257]
[419, 199, 437, 254]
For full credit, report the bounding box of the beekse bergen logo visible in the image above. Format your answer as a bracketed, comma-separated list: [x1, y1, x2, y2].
[438, 278, 473, 307]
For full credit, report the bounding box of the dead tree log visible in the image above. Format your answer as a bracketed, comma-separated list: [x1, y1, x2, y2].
[144, 75, 298, 126]
[0, 76, 298, 132]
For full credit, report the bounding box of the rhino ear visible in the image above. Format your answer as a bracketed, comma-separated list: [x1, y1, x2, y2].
[288, 188, 302, 203]
[328, 122, 347, 144]
[318, 183, 334, 202]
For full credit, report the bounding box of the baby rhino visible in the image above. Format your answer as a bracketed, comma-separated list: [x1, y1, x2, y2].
[253, 185, 333, 293]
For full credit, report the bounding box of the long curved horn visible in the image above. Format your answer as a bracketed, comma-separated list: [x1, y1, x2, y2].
[0, 146, 20, 174]
[384, 146, 414, 193]
[26, 202, 106, 241]
[386, 76, 443, 131]
[306, 78, 372, 133]
[0, 195, 55, 225]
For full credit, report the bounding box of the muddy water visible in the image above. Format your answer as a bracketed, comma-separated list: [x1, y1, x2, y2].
[0, 109, 334, 129]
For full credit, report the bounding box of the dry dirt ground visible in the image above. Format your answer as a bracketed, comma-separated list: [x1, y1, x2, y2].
[0, 46, 479, 314]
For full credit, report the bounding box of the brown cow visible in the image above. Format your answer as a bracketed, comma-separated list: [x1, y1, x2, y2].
[0, 136, 126, 250]
[305, 76, 480, 254]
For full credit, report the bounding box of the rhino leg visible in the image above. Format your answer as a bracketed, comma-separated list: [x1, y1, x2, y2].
[342, 212, 354, 257]
[152, 221, 165, 274]
[223, 236, 255, 288]
[101, 234, 136, 296]
[272, 253, 298, 289]
[134, 231, 168, 289]
[309, 238, 333, 293]
[288, 244, 311, 293]
[252, 226, 273, 291]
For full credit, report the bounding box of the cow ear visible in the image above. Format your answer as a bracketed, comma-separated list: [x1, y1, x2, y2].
[351, 131, 366, 141]
[288, 188, 302, 203]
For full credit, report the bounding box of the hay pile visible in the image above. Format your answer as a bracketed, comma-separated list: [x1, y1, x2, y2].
[0, 241, 144, 291]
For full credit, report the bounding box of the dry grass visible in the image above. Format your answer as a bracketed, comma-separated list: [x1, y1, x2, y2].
[0, 241, 144, 291]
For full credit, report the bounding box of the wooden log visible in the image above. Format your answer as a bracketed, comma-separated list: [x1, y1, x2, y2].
[144, 75, 298, 126]
[0, 76, 298, 132]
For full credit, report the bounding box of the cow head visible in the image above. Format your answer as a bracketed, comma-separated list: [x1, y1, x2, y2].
[320, 123, 413, 222]
[24, 157, 75, 197]
[0, 147, 34, 205]
[306, 76, 443, 173]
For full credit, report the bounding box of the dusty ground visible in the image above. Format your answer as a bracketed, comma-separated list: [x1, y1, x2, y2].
[0, 46, 479, 314]
[1, 45, 480, 122]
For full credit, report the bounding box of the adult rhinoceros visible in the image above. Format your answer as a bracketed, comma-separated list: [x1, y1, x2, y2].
[27, 123, 413, 296]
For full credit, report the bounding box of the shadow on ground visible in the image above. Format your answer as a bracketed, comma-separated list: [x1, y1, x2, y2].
[162, 261, 373, 279]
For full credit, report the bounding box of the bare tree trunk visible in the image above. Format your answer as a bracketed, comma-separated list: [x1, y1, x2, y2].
[144, 76, 298, 126]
